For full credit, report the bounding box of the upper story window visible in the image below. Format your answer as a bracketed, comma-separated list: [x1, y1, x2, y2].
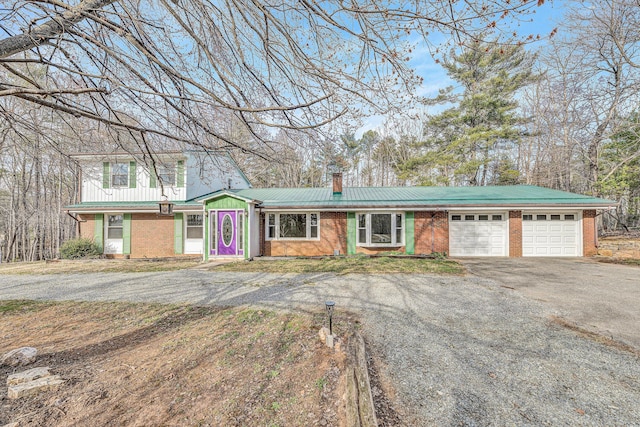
[111, 163, 129, 187]
[266, 212, 319, 240]
[157, 164, 176, 187]
[150, 160, 184, 189]
[357, 212, 403, 246]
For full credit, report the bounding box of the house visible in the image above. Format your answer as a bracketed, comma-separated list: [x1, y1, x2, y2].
[65, 150, 251, 258]
[67, 160, 615, 259]
[197, 173, 616, 259]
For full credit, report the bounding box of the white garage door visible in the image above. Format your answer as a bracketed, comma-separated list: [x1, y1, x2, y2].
[449, 213, 508, 257]
[522, 213, 580, 257]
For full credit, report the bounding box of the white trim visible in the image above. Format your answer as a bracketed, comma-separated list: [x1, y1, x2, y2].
[522, 211, 582, 257]
[104, 213, 124, 254]
[356, 212, 404, 247]
[449, 211, 509, 257]
[208, 209, 246, 258]
[265, 212, 321, 241]
[257, 206, 614, 212]
[184, 213, 204, 254]
[67, 207, 203, 214]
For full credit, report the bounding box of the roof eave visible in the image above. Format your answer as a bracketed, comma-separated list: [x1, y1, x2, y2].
[258, 202, 617, 211]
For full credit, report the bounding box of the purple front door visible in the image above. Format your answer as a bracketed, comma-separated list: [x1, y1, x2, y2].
[217, 210, 237, 256]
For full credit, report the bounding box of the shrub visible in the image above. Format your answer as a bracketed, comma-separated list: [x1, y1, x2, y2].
[60, 238, 101, 259]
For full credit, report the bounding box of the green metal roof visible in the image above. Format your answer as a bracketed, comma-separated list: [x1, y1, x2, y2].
[221, 185, 616, 209]
[65, 200, 201, 210]
[67, 185, 617, 211]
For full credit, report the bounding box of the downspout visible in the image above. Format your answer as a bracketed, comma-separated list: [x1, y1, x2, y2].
[65, 210, 86, 236]
[258, 207, 264, 257]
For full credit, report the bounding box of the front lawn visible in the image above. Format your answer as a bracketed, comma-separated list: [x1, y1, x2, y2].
[212, 255, 464, 275]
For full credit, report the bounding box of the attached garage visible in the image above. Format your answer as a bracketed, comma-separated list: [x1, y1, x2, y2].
[522, 213, 581, 257]
[449, 213, 508, 256]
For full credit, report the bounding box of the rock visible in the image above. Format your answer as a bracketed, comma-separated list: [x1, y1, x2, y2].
[7, 366, 52, 386]
[2, 423, 19, 427]
[0, 347, 37, 367]
[7, 375, 64, 399]
[6, 366, 64, 400]
[319, 327, 329, 342]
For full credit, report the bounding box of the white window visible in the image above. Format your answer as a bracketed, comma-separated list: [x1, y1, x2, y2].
[107, 214, 123, 239]
[186, 214, 203, 239]
[111, 163, 128, 187]
[265, 212, 320, 240]
[523, 213, 578, 221]
[157, 164, 176, 186]
[357, 213, 404, 246]
[267, 214, 276, 239]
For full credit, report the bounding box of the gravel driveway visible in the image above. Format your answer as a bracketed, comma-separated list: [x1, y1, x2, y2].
[1, 268, 639, 426]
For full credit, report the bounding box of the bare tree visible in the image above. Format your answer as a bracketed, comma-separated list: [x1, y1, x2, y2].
[0, 0, 550, 159]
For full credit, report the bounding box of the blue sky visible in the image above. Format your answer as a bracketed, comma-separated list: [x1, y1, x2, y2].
[356, 1, 565, 137]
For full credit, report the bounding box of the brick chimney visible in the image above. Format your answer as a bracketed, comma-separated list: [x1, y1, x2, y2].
[332, 172, 343, 195]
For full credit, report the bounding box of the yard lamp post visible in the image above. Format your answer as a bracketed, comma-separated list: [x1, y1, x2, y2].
[325, 301, 335, 336]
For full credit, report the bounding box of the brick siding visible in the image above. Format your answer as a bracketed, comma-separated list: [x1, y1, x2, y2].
[80, 212, 197, 259]
[414, 211, 449, 255]
[262, 212, 347, 257]
[78, 214, 95, 241]
[582, 209, 597, 256]
[509, 210, 523, 257]
[130, 213, 178, 258]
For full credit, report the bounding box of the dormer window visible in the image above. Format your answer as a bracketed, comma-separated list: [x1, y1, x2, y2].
[111, 163, 129, 187]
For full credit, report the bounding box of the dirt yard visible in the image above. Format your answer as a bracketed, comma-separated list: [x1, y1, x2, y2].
[0, 301, 350, 426]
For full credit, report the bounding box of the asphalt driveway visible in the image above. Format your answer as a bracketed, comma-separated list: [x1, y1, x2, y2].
[1, 264, 640, 425]
[461, 257, 640, 349]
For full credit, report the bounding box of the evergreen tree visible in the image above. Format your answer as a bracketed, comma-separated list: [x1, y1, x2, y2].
[401, 39, 537, 186]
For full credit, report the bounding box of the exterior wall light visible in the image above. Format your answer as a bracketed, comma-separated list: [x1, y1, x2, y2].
[159, 195, 174, 216]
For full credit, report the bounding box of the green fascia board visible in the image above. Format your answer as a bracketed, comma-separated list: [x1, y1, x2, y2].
[65, 200, 202, 210]
[229, 185, 616, 209]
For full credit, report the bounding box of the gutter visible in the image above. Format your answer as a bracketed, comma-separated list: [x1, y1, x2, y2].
[256, 204, 618, 212]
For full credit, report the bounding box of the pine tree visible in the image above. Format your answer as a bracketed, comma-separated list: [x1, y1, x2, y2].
[401, 39, 537, 186]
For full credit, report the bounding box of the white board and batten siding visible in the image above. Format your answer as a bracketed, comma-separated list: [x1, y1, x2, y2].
[79, 153, 251, 204]
[522, 212, 581, 257]
[449, 212, 509, 257]
[81, 162, 186, 203]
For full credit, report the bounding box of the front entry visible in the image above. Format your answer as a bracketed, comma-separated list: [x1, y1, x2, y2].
[218, 210, 237, 255]
[209, 209, 244, 257]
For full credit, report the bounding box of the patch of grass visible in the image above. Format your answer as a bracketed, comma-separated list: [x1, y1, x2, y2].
[0, 299, 49, 314]
[0, 259, 201, 275]
[315, 377, 327, 390]
[237, 309, 275, 324]
[212, 256, 463, 275]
